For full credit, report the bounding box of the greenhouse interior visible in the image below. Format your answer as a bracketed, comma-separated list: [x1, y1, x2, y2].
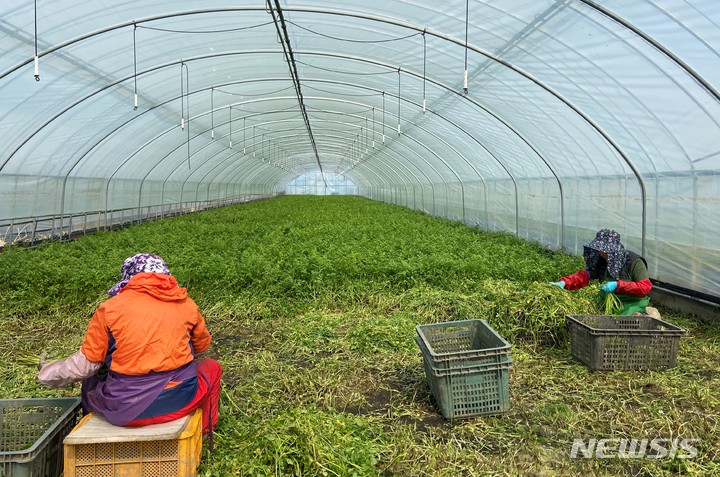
[1, 1, 719, 476]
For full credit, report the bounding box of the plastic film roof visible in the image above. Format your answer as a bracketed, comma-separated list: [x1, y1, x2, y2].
[1, 1, 719, 299]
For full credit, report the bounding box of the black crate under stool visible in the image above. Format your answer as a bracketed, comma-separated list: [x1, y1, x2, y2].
[416, 319, 512, 420]
[566, 315, 686, 371]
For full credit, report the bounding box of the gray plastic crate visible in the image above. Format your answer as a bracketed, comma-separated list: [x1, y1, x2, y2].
[416, 319, 512, 419]
[0, 397, 81, 477]
[566, 315, 686, 371]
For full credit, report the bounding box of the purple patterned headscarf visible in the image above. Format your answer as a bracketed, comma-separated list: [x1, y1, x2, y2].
[107, 253, 171, 296]
[583, 229, 627, 280]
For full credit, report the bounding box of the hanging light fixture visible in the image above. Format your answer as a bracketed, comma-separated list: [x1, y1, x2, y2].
[132, 24, 138, 109]
[422, 29, 427, 112]
[180, 62, 185, 130]
[33, 0, 39, 81]
[210, 87, 214, 139]
[463, 0, 469, 94]
[397, 68, 401, 135]
[382, 92, 386, 144]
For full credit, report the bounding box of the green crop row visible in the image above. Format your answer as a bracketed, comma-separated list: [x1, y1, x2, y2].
[1, 195, 717, 476]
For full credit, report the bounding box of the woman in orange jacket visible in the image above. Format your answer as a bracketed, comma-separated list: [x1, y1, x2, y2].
[38, 253, 222, 438]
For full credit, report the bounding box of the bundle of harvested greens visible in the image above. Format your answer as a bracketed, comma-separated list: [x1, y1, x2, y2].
[16, 353, 42, 366]
[477, 280, 599, 346]
[601, 291, 624, 315]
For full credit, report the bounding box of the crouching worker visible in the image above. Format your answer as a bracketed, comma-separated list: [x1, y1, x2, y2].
[38, 253, 222, 440]
[550, 229, 659, 317]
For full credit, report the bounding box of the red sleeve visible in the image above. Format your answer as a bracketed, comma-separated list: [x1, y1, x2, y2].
[559, 269, 590, 290]
[615, 278, 652, 297]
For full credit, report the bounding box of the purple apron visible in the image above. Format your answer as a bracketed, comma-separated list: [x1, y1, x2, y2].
[81, 361, 198, 426]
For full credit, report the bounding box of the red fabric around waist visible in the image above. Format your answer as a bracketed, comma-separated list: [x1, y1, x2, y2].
[125, 358, 221, 435]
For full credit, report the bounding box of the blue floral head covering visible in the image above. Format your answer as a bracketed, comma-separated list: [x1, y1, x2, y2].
[583, 228, 626, 280]
[107, 253, 171, 296]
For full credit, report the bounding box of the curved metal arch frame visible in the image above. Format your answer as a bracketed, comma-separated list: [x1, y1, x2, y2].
[51, 66, 539, 240]
[564, 5, 710, 170]
[4, 49, 587, 217]
[305, 109, 486, 223]
[186, 126, 418, 207]
[182, 109, 457, 218]
[4, 7, 692, 250]
[165, 99, 442, 198]
[3, 7, 638, 184]
[290, 133, 418, 206]
[66, 82, 496, 234]
[183, 116, 442, 209]
[135, 107, 422, 210]
[88, 88, 447, 213]
[282, 125, 434, 208]
[55, 55, 569, 243]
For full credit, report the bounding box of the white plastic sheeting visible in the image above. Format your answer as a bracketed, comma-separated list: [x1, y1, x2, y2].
[0, 1, 718, 298]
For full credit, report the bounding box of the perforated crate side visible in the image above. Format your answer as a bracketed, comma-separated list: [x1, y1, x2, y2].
[566, 315, 685, 371]
[416, 319, 512, 374]
[422, 357, 512, 420]
[0, 398, 81, 477]
[63, 408, 202, 477]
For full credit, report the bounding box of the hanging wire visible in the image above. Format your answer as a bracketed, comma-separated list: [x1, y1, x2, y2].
[210, 87, 214, 139]
[360, 126, 364, 157]
[133, 24, 138, 110]
[464, 0, 469, 94]
[365, 118, 369, 153]
[180, 62, 185, 130]
[397, 68, 401, 135]
[287, 20, 421, 43]
[215, 85, 295, 97]
[296, 60, 394, 76]
[243, 117, 246, 153]
[180, 62, 190, 169]
[303, 84, 377, 98]
[253, 125, 256, 158]
[422, 29, 427, 112]
[372, 107, 375, 147]
[229, 106, 233, 148]
[382, 92, 385, 144]
[33, 0, 39, 81]
[137, 21, 273, 34]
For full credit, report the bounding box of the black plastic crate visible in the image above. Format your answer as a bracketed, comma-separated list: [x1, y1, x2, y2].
[0, 397, 81, 477]
[566, 315, 686, 371]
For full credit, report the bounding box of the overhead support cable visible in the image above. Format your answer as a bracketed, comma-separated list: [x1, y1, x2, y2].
[266, 0, 327, 187]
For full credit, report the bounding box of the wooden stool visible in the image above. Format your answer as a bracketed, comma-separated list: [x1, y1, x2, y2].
[63, 409, 202, 477]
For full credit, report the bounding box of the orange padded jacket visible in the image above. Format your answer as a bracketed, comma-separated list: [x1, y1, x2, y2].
[81, 272, 211, 375]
